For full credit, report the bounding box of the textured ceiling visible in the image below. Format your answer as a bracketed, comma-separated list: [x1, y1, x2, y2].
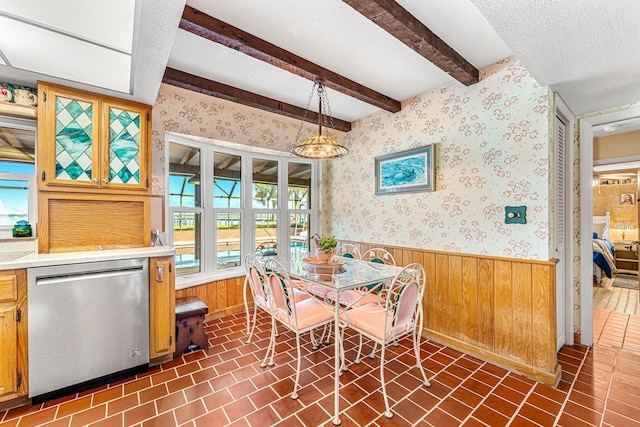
[471, 0, 640, 115]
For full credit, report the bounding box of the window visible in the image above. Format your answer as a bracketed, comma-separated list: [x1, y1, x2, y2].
[0, 116, 36, 238]
[166, 134, 317, 288]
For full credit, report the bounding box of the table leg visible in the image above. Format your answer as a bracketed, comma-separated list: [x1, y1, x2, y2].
[333, 294, 341, 425]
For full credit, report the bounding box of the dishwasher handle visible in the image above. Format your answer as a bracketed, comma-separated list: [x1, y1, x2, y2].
[35, 266, 145, 286]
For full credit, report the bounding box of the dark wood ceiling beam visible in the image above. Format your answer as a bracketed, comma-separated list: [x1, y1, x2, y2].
[343, 0, 479, 86]
[163, 68, 352, 132]
[179, 5, 401, 113]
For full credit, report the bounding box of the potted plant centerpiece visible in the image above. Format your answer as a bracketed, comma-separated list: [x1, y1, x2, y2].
[311, 233, 337, 263]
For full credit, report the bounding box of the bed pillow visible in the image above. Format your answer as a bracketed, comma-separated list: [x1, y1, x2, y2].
[593, 222, 606, 239]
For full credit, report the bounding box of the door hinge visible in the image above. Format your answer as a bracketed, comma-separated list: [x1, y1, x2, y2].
[17, 373, 22, 388]
[169, 335, 173, 346]
[16, 309, 21, 322]
[169, 263, 172, 273]
[146, 178, 149, 188]
[146, 112, 150, 121]
[41, 171, 46, 181]
[43, 91, 46, 102]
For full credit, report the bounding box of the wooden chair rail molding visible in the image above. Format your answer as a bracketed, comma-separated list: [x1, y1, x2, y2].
[338, 241, 560, 386]
[178, 242, 559, 386]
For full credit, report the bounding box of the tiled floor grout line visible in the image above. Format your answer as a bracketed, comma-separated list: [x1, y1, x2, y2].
[549, 346, 591, 427]
[597, 346, 617, 427]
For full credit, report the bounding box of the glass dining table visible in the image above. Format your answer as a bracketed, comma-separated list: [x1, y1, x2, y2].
[284, 253, 402, 425]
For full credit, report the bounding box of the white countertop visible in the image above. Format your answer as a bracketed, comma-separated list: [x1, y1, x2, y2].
[0, 246, 175, 270]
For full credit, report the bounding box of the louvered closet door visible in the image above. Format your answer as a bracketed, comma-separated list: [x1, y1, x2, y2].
[555, 114, 567, 351]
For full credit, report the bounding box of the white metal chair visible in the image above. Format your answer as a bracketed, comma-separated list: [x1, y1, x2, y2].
[263, 258, 335, 399]
[335, 243, 362, 259]
[244, 254, 272, 343]
[337, 247, 397, 308]
[244, 254, 310, 344]
[340, 262, 430, 418]
[362, 247, 396, 266]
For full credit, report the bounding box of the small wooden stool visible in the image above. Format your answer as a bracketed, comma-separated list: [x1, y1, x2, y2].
[174, 297, 209, 359]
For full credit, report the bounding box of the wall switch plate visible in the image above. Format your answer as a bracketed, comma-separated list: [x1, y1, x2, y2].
[505, 206, 526, 224]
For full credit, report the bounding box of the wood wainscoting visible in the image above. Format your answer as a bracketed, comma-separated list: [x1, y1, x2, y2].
[175, 275, 246, 322]
[340, 241, 561, 386]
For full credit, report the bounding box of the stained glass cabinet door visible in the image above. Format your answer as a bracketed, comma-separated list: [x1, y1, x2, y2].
[100, 100, 150, 192]
[38, 85, 101, 189]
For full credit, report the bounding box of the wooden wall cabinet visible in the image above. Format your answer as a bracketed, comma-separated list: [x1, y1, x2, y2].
[0, 270, 27, 403]
[150, 257, 175, 362]
[37, 82, 151, 195]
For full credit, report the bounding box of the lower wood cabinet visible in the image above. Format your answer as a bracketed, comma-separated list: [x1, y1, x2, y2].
[149, 257, 175, 361]
[0, 269, 27, 402]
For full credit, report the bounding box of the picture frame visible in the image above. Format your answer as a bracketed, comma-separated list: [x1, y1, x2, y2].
[620, 193, 635, 205]
[375, 145, 434, 195]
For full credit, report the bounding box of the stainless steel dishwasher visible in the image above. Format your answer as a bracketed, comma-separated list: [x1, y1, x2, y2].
[28, 258, 149, 400]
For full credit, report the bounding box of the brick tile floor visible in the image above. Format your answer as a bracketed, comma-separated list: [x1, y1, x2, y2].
[1, 309, 640, 426]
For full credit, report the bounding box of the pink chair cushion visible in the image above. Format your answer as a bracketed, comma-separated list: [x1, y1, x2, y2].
[341, 302, 412, 340]
[335, 289, 379, 306]
[305, 283, 332, 298]
[277, 298, 334, 329]
[291, 284, 311, 302]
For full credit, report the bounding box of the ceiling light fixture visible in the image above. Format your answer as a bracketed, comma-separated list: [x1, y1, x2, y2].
[292, 79, 348, 159]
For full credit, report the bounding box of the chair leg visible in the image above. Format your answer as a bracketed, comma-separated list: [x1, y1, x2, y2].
[310, 328, 320, 350]
[368, 341, 378, 359]
[379, 342, 393, 418]
[413, 328, 430, 387]
[261, 317, 277, 367]
[354, 333, 364, 364]
[291, 332, 302, 399]
[246, 306, 258, 344]
[319, 322, 332, 344]
[243, 277, 250, 336]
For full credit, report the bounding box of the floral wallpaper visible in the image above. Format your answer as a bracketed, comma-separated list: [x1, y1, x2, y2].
[327, 57, 551, 260]
[152, 57, 551, 261]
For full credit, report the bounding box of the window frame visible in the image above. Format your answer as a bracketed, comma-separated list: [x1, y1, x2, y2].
[165, 133, 318, 289]
[0, 115, 37, 238]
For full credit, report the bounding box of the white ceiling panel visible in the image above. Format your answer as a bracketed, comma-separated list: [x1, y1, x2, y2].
[0, 15, 132, 93]
[0, 0, 135, 53]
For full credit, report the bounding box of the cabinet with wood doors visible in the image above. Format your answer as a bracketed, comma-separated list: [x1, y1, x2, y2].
[0, 269, 27, 404]
[149, 257, 176, 363]
[37, 82, 151, 194]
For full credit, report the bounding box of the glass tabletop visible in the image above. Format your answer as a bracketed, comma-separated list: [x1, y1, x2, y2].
[283, 254, 402, 290]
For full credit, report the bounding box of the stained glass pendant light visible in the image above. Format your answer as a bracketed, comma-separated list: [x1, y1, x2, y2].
[292, 79, 349, 159]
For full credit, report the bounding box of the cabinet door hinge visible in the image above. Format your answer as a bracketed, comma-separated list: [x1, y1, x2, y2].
[146, 178, 149, 188]
[146, 112, 150, 121]
[17, 373, 22, 388]
[169, 335, 173, 346]
[41, 171, 46, 181]
[16, 308, 21, 322]
[169, 263, 172, 273]
[43, 91, 46, 102]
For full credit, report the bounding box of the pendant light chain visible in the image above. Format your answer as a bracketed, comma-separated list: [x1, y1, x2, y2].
[293, 80, 319, 145]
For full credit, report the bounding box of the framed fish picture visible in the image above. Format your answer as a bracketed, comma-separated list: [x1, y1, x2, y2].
[375, 145, 434, 195]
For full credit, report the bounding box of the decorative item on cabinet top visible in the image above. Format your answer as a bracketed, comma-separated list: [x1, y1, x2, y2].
[0, 83, 37, 105]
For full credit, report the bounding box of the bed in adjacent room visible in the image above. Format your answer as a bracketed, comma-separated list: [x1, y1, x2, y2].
[593, 212, 617, 284]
